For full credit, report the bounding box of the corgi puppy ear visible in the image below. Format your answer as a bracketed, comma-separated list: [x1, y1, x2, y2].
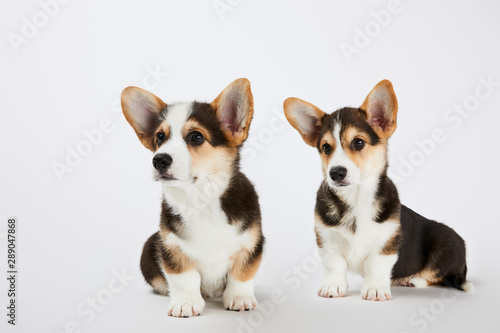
[211, 78, 254, 147]
[121, 87, 167, 151]
[283, 97, 326, 147]
[360, 80, 398, 139]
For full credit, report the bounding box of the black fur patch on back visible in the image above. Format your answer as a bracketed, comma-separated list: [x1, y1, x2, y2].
[189, 102, 229, 147]
[391, 205, 467, 282]
[220, 172, 261, 232]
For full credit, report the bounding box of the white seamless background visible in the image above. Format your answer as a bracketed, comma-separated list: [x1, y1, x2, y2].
[1, 0, 499, 332]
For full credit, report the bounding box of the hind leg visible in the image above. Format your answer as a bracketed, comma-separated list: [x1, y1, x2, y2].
[410, 277, 429, 288]
[392, 275, 432, 288]
[140, 232, 169, 295]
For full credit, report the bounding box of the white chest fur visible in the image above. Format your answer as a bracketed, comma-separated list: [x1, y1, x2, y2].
[161, 178, 254, 297]
[321, 216, 398, 275]
[317, 177, 399, 276]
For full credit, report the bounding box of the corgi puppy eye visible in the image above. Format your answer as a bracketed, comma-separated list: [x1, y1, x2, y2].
[156, 131, 166, 145]
[188, 131, 205, 146]
[352, 138, 365, 151]
[322, 143, 332, 155]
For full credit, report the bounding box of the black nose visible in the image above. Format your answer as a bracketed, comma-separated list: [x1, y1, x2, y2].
[152, 154, 173, 173]
[330, 166, 347, 182]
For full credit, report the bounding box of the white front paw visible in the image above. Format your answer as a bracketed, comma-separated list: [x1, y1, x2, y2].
[361, 284, 392, 301]
[318, 281, 348, 298]
[224, 294, 257, 311]
[167, 297, 205, 317]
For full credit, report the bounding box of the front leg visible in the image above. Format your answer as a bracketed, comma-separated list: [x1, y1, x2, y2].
[161, 245, 205, 317]
[361, 253, 398, 301]
[165, 270, 205, 317]
[223, 235, 263, 311]
[317, 244, 349, 298]
[224, 275, 258, 311]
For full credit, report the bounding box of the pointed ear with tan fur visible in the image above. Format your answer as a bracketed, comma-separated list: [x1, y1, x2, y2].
[211, 78, 254, 146]
[360, 80, 398, 139]
[283, 97, 326, 147]
[121, 86, 166, 151]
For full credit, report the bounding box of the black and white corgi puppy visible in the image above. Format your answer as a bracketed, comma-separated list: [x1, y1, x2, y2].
[121, 78, 264, 317]
[283, 80, 474, 301]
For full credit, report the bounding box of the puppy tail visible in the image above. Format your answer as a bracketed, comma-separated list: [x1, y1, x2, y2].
[460, 281, 475, 294]
[443, 265, 475, 294]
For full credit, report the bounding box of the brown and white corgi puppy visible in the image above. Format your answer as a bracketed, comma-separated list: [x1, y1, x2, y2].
[283, 80, 474, 301]
[121, 78, 264, 317]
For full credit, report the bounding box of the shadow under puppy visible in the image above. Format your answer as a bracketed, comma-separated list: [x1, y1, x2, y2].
[284, 80, 473, 301]
[121, 78, 264, 317]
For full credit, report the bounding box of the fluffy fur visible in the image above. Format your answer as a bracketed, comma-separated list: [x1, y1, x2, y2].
[122, 78, 264, 317]
[284, 80, 473, 301]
